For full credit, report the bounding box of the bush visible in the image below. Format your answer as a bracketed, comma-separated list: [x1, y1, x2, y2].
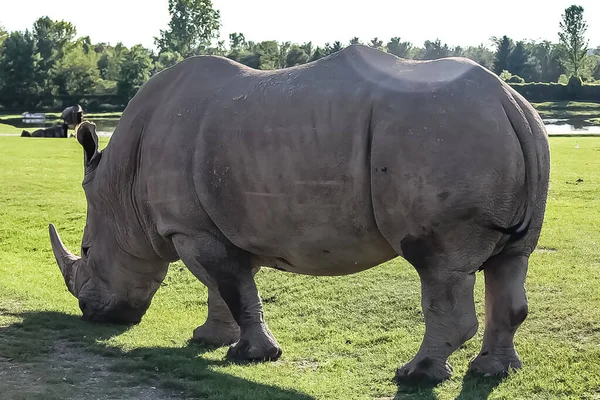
[567, 75, 584, 98]
[499, 70, 512, 81]
[507, 75, 525, 84]
[509, 81, 600, 102]
[98, 103, 122, 112]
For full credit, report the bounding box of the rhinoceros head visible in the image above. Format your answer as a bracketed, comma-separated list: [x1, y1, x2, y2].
[49, 122, 166, 325]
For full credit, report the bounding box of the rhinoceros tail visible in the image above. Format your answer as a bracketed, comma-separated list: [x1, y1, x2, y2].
[491, 87, 541, 242]
[21, 130, 32, 137]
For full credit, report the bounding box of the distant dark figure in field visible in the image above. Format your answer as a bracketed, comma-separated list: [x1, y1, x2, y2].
[21, 105, 84, 138]
[21, 124, 67, 138]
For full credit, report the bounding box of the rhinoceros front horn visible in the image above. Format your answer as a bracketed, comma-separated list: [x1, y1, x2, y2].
[49, 224, 80, 296]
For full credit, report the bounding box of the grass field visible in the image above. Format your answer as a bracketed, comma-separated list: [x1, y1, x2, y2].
[0, 136, 599, 399]
[532, 101, 600, 119]
[587, 118, 600, 126]
[0, 123, 22, 135]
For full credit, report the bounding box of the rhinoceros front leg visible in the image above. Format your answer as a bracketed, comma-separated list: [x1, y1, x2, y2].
[469, 252, 528, 376]
[173, 233, 282, 361]
[396, 264, 478, 385]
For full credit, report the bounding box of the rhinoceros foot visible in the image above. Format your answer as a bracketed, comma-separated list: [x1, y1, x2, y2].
[226, 323, 282, 362]
[468, 350, 522, 377]
[394, 357, 452, 386]
[192, 321, 240, 347]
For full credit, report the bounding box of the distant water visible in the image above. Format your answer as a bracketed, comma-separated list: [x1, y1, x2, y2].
[543, 118, 600, 135]
[2, 116, 599, 136]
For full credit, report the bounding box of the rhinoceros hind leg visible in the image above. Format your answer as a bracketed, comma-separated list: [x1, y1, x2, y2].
[191, 288, 240, 347]
[469, 253, 528, 376]
[172, 232, 281, 361]
[396, 258, 479, 385]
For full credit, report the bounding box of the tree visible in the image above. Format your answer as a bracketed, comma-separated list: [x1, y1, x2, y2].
[369, 37, 383, 49]
[310, 47, 325, 62]
[558, 5, 588, 76]
[228, 32, 246, 51]
[153, 50, 183, 73]
[97, 43, 127, 82]
[278, 41, 291, 69]
[591, 55, 600, 81]
[32, 17, 77, 97]
[54, 45, 101, 96]
[285, 46, 309, 67]
[155, 0, 221, 57]
[528, 41, 565, 82]
[349, 37, 361, 45]
[493, 35, 513, 74]
[33, 17, 76, 67]
[452, 46, 464, 57]
[386, 37, 412, 58]
[0, 24, 7, 48]
[463, 45, 495, 69]
[238, 41, 279, 70]
[299, 42, 314, 59]
[0, 30, 41, 107]
[323, 41, 344, 56]
[420, 39, 450, 60]
[117, 45, 153, 101]
[508, 41, 534, 81]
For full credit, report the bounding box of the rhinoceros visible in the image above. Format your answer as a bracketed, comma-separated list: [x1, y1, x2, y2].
[21, 124, 67, 138]
[49, 45, 549, 384]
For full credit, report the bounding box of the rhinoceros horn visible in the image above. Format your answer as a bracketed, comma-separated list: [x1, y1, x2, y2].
[49, 224, 80, 296]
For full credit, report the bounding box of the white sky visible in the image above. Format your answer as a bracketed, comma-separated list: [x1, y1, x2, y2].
[1, 0, 599, 50]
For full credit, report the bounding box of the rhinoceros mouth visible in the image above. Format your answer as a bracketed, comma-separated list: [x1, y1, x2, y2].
[79, 299, 145, 325]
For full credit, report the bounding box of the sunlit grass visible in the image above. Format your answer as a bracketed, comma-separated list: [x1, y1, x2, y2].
[0, 136, 599, 399]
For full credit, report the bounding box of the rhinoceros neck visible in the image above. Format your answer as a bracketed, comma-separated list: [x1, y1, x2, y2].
[96, 134, 161, 261]
[100, 107, 179, 263]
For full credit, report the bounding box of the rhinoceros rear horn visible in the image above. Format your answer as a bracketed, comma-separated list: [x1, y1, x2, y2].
[49, 224, 80, 296]
[76, 122, 99, 166]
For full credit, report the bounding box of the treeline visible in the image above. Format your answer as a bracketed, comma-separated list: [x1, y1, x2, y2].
[0, 1, 599, 110]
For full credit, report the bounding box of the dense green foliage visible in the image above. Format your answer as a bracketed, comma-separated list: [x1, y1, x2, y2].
[0, 3, 598, 110]
[511, 80, 600, 102]
[1, 136, 600, 399]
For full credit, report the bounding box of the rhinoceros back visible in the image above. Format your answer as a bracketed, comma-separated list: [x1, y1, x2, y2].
[111, 46, 533, 276]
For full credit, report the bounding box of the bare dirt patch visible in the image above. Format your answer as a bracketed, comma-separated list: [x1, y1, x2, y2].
[0, 340, 184, 400]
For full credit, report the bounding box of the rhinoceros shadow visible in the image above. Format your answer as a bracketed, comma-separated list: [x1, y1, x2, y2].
[0, 309, 502, 400]
[393, 372, 501, 400]
[0, 309, 312, 400]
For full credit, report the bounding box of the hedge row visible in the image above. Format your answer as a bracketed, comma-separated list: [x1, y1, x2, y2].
[2, 83, 599, 114]
[0, 94, 125, 113]
[509, 79, 600, 102]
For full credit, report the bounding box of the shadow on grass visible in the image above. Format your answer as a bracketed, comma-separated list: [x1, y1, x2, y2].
[0, 309, 313, 400]
[391, 369, 503, 400]
[454, 372, 503, 400]
[393, 384, 438, 400]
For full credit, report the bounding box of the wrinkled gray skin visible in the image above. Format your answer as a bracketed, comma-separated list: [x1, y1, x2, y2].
[49, 45, 549, 385]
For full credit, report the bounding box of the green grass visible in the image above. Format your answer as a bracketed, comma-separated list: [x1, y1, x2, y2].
[532, 101, 600, 110]
[0, 123, 23, 135]
[1, 136, 600, 399]
[531, 101, 600, 119]
[0, 112, 121, 135]
[585, 118, 600, 126]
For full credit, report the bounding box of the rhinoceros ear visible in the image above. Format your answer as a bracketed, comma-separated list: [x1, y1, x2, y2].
[76, 122, 99, 166]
